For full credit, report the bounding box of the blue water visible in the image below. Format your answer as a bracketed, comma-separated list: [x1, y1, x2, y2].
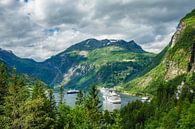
[54, 92, 139, 111]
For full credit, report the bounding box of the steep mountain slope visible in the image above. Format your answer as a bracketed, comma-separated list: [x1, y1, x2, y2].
[0, 48, 57, 85]
[0, 39, 155, 89]
[60, 45, 154, 89]
[122, 9, 195, 95]
[40, 39, 154, 89]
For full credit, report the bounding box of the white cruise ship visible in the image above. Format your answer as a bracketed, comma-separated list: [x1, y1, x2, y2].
[100, 88, 121, 104]
[106, 94, 121, 104]
[67, 89, 79, 94]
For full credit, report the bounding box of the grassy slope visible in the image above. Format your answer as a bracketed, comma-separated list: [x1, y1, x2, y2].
[121, 9, 195, 96]
[82, 46, 154, 67]
[63, 46, 155, 89]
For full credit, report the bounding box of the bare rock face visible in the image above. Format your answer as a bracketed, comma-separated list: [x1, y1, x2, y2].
[189, 43, 195, 72]
[164, 61, 185, 81]
[170, 22, 186, 48]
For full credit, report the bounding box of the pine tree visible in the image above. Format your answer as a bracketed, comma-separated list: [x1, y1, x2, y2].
[0, 63, 8, 107]
[102, 110, 113, 128]
[85, 85, 102, 128]
[86, 85, 101, 110]
[32, 80, 47, 100]
[4, 69, 29, 129]
[59, 85, 64, 104]
[31, 81, 56, 128]
[112, 110, 123, 129]
[75, 90, 84, 106]
[19, 97, 52, 129]
[56, 103, 71, 129]
[178, 103, 195, 129]
[45, 89, 57, 128]
[0, 63, 8, 129]
[70, 106, 89, 129]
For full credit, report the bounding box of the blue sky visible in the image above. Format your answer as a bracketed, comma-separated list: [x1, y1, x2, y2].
[0, 0, 194, 61]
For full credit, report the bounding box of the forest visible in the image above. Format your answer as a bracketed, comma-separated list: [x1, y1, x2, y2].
[0, 62, 194, 129]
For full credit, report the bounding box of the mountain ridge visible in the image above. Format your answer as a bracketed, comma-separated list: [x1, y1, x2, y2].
[0, 39, 154, 89]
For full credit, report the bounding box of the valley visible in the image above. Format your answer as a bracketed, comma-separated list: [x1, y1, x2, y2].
[0, 3, 194, 128]
[0, 39, 155, 90]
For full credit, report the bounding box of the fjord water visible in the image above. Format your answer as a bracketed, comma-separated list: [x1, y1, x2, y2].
[54, 92, 139, 111]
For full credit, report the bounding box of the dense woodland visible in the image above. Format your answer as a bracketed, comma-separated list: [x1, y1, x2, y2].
[0, 62, 194, 129]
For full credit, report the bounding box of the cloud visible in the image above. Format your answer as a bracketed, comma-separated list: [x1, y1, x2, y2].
[31, 0, 88, 26]
[0, 0, 194, 61]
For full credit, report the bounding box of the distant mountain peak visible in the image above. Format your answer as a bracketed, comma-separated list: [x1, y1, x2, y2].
[0, 48, 13, 54]
[0, 37, 151, 88]
[65, 38, 145, 53]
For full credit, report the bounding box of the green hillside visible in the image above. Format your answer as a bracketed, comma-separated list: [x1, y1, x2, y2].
[61, 46, 154, 90]
[121, 9, 195, 95]
[0, 39, 155, 90]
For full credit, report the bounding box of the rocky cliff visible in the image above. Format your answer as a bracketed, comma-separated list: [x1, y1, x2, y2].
[122, 9, 195, 95]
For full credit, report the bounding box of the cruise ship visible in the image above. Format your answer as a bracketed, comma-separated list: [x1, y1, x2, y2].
[100, 87, 110, 99]
[67, 89, 79, 94]
[100, 88, 121, 104]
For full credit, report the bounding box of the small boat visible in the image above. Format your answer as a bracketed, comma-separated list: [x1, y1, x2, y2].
[67, 89, 79, 94]
[141, 96, 150, 102]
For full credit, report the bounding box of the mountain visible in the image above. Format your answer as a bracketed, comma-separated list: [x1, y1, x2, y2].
[0, 48, 58, 85]
[0, 39, 155, 89]
[121, 9, 195, 95]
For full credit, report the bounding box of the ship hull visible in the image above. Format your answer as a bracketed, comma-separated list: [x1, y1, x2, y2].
[67, 90, 79, 94]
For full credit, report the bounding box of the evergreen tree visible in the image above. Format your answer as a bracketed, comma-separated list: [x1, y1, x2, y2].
[32, 80, 47, 100]
[75, 90, 84, 106]
[69, 106, 89, 129]
[4, 69, 29, 129]
[86, 85, 101, 110]
[45, 89, 57, 128]
[102, 110, 114, 128]
[112, 110, 123, 129]
[0, 63, 8, 129]
[56, 103, 71, 129]
[59, 85, 64, 104]
[85, 85, 102, 128]
[178, 103, 195, 129]
[20, 98, 52, 129]
[31, 81, 56, 128]
[0, 63, 8, 107]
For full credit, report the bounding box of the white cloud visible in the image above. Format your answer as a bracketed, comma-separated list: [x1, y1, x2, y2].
[0, 0, 194, 61]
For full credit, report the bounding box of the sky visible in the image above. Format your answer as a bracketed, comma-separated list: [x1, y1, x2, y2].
[0, 0, 194, 61]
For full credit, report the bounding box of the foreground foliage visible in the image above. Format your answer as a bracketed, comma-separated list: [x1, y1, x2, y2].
[0, 64, 123, 129]
[122, 73, 195, 129]
[0, 62, 194, 129]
